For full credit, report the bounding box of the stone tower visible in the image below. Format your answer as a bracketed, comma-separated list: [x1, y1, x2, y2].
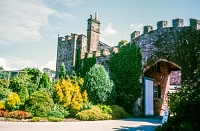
[87, 12, 100, 52]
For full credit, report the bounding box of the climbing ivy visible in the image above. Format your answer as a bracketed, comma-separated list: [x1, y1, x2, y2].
[109, 43, 142, 113]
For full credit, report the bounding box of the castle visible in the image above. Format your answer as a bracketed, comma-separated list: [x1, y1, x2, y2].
[56, 13, 117, 77]
[56, 13, 200, 78]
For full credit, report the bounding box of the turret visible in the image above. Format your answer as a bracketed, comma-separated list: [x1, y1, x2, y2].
[87, 12, 100, 52]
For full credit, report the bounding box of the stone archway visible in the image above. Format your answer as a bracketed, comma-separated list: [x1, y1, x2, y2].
[143, 60, 181, 116]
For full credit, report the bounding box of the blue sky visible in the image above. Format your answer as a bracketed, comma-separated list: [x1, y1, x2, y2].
[0, 0, 199, 71]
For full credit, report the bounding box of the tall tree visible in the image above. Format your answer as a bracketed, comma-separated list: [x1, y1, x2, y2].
[109, 43, 142, 113]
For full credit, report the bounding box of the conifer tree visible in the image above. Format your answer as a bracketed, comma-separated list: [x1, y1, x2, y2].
[83, 64, 114, 104]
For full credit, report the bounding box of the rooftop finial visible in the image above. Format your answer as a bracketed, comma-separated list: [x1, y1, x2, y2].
[95, 12, 98, 20]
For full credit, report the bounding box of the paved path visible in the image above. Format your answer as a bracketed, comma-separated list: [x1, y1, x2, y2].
[0, 117, 162, 131]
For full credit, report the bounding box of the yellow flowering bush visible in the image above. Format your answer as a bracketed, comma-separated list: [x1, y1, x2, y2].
[0, 100, 5, 110]
[54, 78, 88, 116]
[5, 93, 21, 111]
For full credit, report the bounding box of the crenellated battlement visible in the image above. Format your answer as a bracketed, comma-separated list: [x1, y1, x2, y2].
[131, 18, 200, 40]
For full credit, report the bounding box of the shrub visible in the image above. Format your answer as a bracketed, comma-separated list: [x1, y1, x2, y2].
[0, 78, 9, 88]
[111, 105, 129, 119]
[76, 106, 112, 121]
[48, 117, 63, 122]
[52, 104, 70, 118]
[5, 110, 32, 119]
[48, 111, 64, 119]
[53, 78, 88, 116]
[39, 72, 51, 89]
[5, 93, 21, 111]
[25, 91, 54, 117]
[0, 87, 11, 100]
[97, 104, 112, 114]
[0, 101, 5, 110]
[18, 86, 29, 103]
[80, 102, 92, 111]
[0, 110, 8, 117]
[83, 64, 114, 104]
[30, 117, 47, 122]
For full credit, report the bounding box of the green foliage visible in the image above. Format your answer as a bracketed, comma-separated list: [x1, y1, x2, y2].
[18, 86, 29, 103]
[52, 104, 70, 118]
[48, 111, 64, 119]
[160, 65, 200, 130]
[48, 117, 63, 122]
[74, 49, 82, 75]
[83, 64, 114, 104]
[97, 104, 112, 114]
[30, 117, 47, 122]
[25, 91, 54, 117]
[39, 72, 51, 89]
[110, 105, 129, 119]
[5, 93, 21, 111]
[23, 68, 42, 86]
[5, 110, 32, 119]
[109, 43, 142, 113]
[59, 62, 67, 79]
[80, 53, 96, 78]
[76, 105, 112, 121]
[0, 78, 9, 88]
[80, 102, 92, 111]
[9, 73, 30, 93]
[0, 87, 11, 100]
[117, 39, 127, 48]
[9, 73, 36, 95]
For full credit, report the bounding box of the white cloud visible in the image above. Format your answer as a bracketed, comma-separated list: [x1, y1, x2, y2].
[0, 57, 37, 71]
[0, 0, 74, 45]
[102, 23, 117, 36]
[54, 12, 74, 19]
[42, 58, 56, 71]
[0, 0, 55, 44]
[44, 0, 83, 8]
[130, 23, 143, 31]
[100, 23, 117, 46]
